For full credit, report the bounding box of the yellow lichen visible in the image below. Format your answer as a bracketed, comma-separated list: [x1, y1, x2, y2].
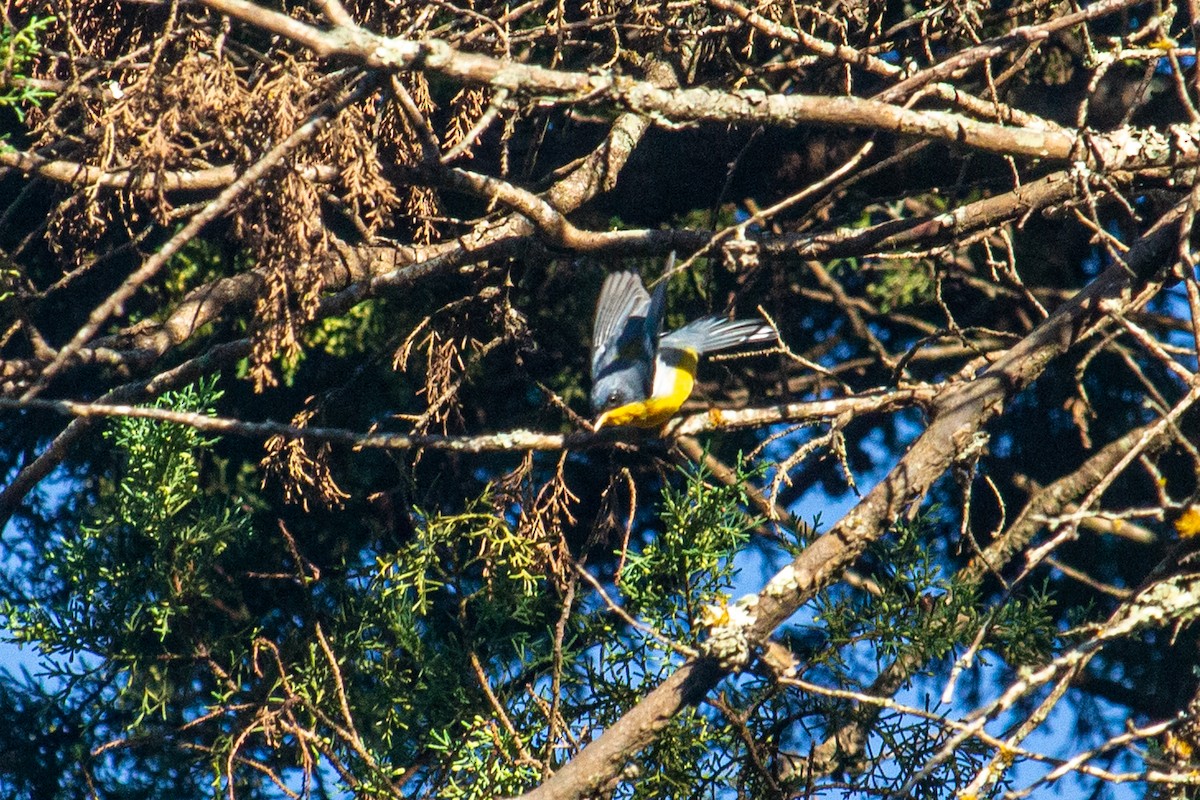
[1176, 507, 1200, 539]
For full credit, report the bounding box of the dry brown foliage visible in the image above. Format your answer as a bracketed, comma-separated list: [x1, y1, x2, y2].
[260, 400, 351, 511]
[493, 450, 577, 591]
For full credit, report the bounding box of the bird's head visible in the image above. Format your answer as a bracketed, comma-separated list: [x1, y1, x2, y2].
[592, 383, 641, 430]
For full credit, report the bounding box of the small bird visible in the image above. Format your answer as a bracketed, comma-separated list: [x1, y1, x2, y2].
[590, 259, 776, 429]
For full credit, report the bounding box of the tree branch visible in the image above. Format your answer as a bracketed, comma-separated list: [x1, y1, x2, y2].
[198, 0, 1200, 168]
[511, 198, 1186, 800]
[20, 74, 373, 401]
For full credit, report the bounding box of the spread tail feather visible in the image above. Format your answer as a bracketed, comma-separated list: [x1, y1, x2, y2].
[660, 316, 776, 354]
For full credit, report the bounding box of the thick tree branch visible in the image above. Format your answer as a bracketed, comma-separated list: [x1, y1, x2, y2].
[198, 0, 1199, 169]
[748, 203, 1183, 637]
[785, 402, 1182, 783]
[512, 200, 1186, 800]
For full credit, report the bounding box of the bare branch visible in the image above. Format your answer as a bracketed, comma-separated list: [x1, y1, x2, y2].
[21, 75, 373, 401]
[195, 0, 1200, 168]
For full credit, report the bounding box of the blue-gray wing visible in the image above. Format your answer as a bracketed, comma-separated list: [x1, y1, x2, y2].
[660, 315, 776, 354]
[590, 271, 664, 414]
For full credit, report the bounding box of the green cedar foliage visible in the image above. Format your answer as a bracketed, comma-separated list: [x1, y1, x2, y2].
[0, 15, 55, 127]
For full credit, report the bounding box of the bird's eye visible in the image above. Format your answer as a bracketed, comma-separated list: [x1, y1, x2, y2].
[606, 390, 623, 409]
